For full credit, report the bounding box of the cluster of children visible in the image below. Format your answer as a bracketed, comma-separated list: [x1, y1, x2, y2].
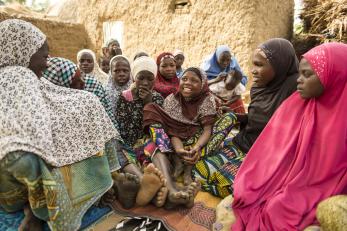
[0, 19, 346, 231]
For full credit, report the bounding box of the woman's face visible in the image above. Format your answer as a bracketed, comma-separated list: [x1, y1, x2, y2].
[135, 70, 155, 90]
[179, 70, 202, 99]
[297, 58, 324, 99]
[217, 51, 231, 69]
[28, 40, 49, 78]
[251, 49, 275, 87]
[70, 69, 85, 90]
[111, 60, 131, 86]
[159, 57, 176, 79]
[78, 53, 94, 74]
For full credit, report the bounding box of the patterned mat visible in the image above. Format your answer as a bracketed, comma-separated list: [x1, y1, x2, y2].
[110, 192, 220, 231]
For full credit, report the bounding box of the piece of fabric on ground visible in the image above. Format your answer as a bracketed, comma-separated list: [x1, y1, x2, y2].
[0, 205, 112, 231]
[110, 192, 221, 231]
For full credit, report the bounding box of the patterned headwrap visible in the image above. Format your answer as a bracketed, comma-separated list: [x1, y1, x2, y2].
[43, 57, 119, 129]
[77, 49, 109, 86]
[0, 19, 119, 166]
[43, 57, 78, 87]
[0, 19, 46, 67]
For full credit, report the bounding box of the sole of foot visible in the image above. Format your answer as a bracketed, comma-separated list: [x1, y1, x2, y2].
[136, 163, 164, 206]
[114, 173, 140, 209]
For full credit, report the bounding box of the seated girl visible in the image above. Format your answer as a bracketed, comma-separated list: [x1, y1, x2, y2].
[43, 57, 164, 209]
[106, 55, 133, 115]
[114, 56, 168, 207]
[143, 67, 237, 207]
[201, 45, 248, 113]
[232, 42, 347, 231]
[209, 69, 246, 114]
[193, 38, 299, 198]
[153, 52, 180, 98]
[0, 19, 120, 231]
[77, 49, 109, 86]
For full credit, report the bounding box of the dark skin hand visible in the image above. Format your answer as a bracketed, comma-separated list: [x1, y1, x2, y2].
[131, 84, 153, 105]
[225, 70, 242, 90]
[172, 125, 212, 165]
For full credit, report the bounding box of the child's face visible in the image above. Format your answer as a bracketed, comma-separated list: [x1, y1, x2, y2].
[108, 42, 122, 56]
[217, 51, 231, 69]
[100, 58, 110, 74]
[159, 57, 176, 79]
[179, 71, 202, 99]
[174, 54, 184, 68]
[135, 70, 155, 90]
[78, 53, 94, 74]
[111, 60, 130, 86]
[297, 58, 324, 99]
[251, 49, 275, 87]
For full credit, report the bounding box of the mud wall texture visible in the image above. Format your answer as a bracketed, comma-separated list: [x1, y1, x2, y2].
[0, 9, 90, 62]
[57, 0, 294, 86]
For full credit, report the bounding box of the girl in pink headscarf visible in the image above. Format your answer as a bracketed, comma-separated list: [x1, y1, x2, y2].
[232, 42, 347, 230]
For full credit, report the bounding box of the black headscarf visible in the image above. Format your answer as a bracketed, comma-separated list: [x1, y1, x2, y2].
[233, 38, 299, 153]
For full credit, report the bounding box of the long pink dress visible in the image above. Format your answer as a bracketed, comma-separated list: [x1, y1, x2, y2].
[231, 42, 347, 230]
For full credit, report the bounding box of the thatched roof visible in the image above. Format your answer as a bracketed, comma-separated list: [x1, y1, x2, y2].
[301, 0, 347, 42]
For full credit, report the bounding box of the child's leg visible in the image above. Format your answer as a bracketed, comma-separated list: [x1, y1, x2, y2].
[172, 154, 184, 179]
[183, 164, 193, 186]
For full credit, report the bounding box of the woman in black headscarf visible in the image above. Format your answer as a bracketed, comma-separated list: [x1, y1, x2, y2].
[193, 38, 299, 198]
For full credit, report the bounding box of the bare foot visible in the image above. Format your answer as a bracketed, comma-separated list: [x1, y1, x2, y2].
[19, 205, 43, 231]
[136, 163, 163, 206]
[185, 181, 200, 208]
[164, 190, 190, 210]
[114, 173, 140, 209]
[183, 165, 193, 186]
[152, 182, 169, 207]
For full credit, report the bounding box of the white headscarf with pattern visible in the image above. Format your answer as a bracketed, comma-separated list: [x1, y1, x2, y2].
[0, 19, 119, 167]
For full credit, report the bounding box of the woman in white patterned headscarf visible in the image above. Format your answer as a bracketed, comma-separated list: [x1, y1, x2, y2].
[0, 19, 120, 231]
[77, 49, 109, 86]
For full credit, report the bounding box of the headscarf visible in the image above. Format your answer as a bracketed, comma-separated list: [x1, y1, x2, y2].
[232, 42, 347, 230]
[105, 55, 133, 113]
[0, 19, 118, 166]
[153, 52, 180, 98]
[43, 57, 78, 86]
[201, 45, 248, 85]
[106, 38, 119, 48]
[77, 49, 109, 86]
[143, 67, 216, 139]
[233, 38, 299, 153]
[173, 49, 184, 57]
[131, 55, 157, 80]
[0, 19, 46, 68]
[43, 57, 119, 130]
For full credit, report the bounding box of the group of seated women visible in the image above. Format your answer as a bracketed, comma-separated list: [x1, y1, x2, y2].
[0, 19, 346, 231]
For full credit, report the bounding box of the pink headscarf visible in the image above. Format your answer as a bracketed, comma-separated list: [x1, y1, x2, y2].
[231, 42, 347, 231]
